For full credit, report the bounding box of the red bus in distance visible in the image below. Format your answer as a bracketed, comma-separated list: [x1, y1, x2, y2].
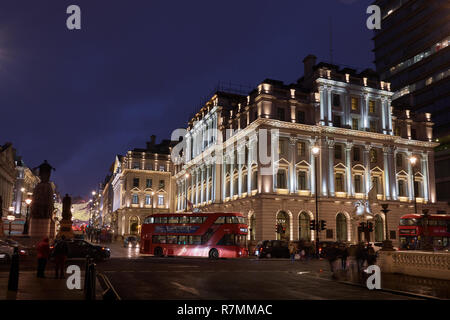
[140, 212, 248, 259]
[398, 213, 450, 250]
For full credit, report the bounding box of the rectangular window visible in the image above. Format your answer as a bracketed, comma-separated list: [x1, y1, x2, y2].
[353, 147, 360, 162]
[298, 171, 307, 190]
[354, 175, 362, 193]
[133, 178, 139, 188]
[277, 170, 287, 189]
[351, 97, 359, 111]
[158, 195, 164, 205]
[297, 111, 305, 124]
[133, 162, 140, 169]
[334, 145, 342, 160]
[168, 216, 179, 224]
[189, 216, 205, 224]
[335, 173, 344, 192]
[278, 139, 288, 155]
[352, 118, 359, 130]
[394, 126, 401, 136]
[414, 181, 420, 197]
[159, 180, 165, 189]
[369, 100, 376, 114]
[332, 94, 341, 107]
[145, 195, 151, 205]
[132, 194, 139, 204]
[297, 142, 306, 157]
[333, 115, 342, 128]
[146, 179, 152, 188]
[188, 235, 202, 245]
[159, 165, 165, 171]
[398, 180, 405, 196]
[277, 107, 285, 121]
[411, 129, 417, 140]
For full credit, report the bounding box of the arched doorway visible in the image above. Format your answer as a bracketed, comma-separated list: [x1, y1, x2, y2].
[276, 211, 290, 241]
[298, 211, 311, 241]
[375, 215, 384, 242]
[336, 213, 347, 242]
[129, 216, 139, 235]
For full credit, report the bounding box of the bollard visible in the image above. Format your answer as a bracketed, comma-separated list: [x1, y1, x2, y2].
[8, 247, 20, 291]
[90, 262, 96, 300]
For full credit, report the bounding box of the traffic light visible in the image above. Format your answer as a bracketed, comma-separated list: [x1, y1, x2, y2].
[310, 220, 316, 230]
[320, 220, 327, 231]
[367, 221, 373, 232]
[282, 226, 286, 234]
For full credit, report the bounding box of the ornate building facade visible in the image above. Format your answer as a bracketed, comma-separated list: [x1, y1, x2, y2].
[0, 143, 16, 219]
[12, 156, 40, 217]
[173, 55, 448, 247]
[101, 136, 175, 236]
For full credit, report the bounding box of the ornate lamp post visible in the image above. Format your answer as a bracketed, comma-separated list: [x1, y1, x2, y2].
[311, 145, 320, 257]
[380, 204, 394, 251]
[409, 156, 418, 214]
[22, 197, 32, 235]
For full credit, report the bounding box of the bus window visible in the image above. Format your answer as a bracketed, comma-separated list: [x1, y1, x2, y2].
[238, 217, 245, 224]
[168, 216, 179, 224]
[167, 235, 177, 244]
[399, 218, 419, 226]
[178, 236, 187, 244]
[214, 216, 225, 224]
[202, 228, 215, 244]
[153, 235, 167, 244]
[188, 235, 202, 245]
[154, 217, 168, 224]
[179, 216, 189, 224]
[234, 234, 246, 246]
[144, 217, 154, 224]
[217, 234, 234, 246]
[189, 216, 203, 224]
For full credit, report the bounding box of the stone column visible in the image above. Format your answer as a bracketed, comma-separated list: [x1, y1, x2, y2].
[383, 146, 391, 200]
[200, 166, 205, 204]
[289, 137, 297, 193]
[345, 143, 353, 197]
[427, 151, 436, 203]
[363, 144, 371, 197]
[407, 152, 414, 201]
[327, 88, 333, 126]
[206, 165, 210, 202]
[328, 139, 335, 197]
[319, 87, 326, 125]
[421, 153, 429, 202]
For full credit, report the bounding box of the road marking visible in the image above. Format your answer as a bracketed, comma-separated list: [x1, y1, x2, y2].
[171, 281, 200, 296]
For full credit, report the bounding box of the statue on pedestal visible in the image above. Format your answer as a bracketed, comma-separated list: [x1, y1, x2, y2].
[56, 194, 74, 239]
[29, 160, 55, 239]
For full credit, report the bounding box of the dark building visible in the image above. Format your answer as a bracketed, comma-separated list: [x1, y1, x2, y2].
[373, 0, 450, 203]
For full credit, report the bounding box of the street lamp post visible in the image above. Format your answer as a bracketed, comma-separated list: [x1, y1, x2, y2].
[409, 156, 418, 214]
[22, 197, 32, 235]
[421, 209, 433, 251]
[311, 145, 320, 258]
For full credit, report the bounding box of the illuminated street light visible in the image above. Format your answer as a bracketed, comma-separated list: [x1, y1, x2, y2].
[92, 191, 96, 196]
[20, 187, 25, 193]
[23, 197, 32, 235]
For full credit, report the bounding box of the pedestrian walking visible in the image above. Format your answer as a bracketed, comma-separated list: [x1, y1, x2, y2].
[53, 235, 69, 279]
[289, 243, 296, 262]
[36, 237, 50, 278]
[355, 243, 365, 272]
[300, 248, 306, 261]
[325, 244, 339, 273]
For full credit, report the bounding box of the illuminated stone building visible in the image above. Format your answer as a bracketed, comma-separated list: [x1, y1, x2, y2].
[0, 143, 16, 219]
[12, 156, 40, 217]
[173, 55, 448, 247]
[101, 136, 175, 236]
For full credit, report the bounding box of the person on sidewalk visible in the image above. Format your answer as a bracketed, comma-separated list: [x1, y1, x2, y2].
[340, 245, 348, 270]
[53, 235, 69, 279]
[36, 237, 50, 278]
[289, 243, 296, 262]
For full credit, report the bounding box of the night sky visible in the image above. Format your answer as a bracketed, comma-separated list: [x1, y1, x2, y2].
[0, 0, 374, 198]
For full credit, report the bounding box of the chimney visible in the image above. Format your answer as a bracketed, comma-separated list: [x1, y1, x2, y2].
[146, 135, 156, 150]
[303, 54, 317, 79]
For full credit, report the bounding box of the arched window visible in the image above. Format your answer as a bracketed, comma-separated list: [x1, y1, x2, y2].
[276, 211, 290, 241]
[242, 173, 248, 193]
[375, 215, 384, 242]
[298, 212, 311, 241]
[336, 213, 347, 242]
[129, 216, 139, 235]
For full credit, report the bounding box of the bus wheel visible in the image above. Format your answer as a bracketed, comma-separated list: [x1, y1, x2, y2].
[209, 248, 219, 259]
[154, 247, 163, 257]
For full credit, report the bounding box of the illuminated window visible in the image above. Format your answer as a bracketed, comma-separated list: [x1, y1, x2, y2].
[132, 194, 139, 204]
[370, 149, 377, 163]
[297, 142, 306, 157]
[335, 173, 344, 192]
[369, 100, 376, 114]
[334, 145, 342, 160]
[278, 139, 288, 155]
[351, 97, 359, 111]
[158, 195, 164, 205]
[159, 180, 165, 189]
[354, 175, 362, 193]
[394, 126, 401, 136]
[353, 147, 360, 162]
[145, 195, 151, 205]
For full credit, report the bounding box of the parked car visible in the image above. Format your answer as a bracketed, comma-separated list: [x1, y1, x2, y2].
[255, 240, 290, 258]
[0, 239, 27, 263]
[124, 235, 139, 248]
[51, 239, 110, 261]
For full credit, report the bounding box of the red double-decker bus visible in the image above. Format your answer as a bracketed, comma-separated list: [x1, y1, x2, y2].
[398, 213, 450, 250]
[140, 212, 248, 259]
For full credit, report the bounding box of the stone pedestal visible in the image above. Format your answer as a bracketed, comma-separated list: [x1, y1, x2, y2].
[380, 239, 395, 251]
[56, 219, 74, 239]
[29, 218, 51, 239]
